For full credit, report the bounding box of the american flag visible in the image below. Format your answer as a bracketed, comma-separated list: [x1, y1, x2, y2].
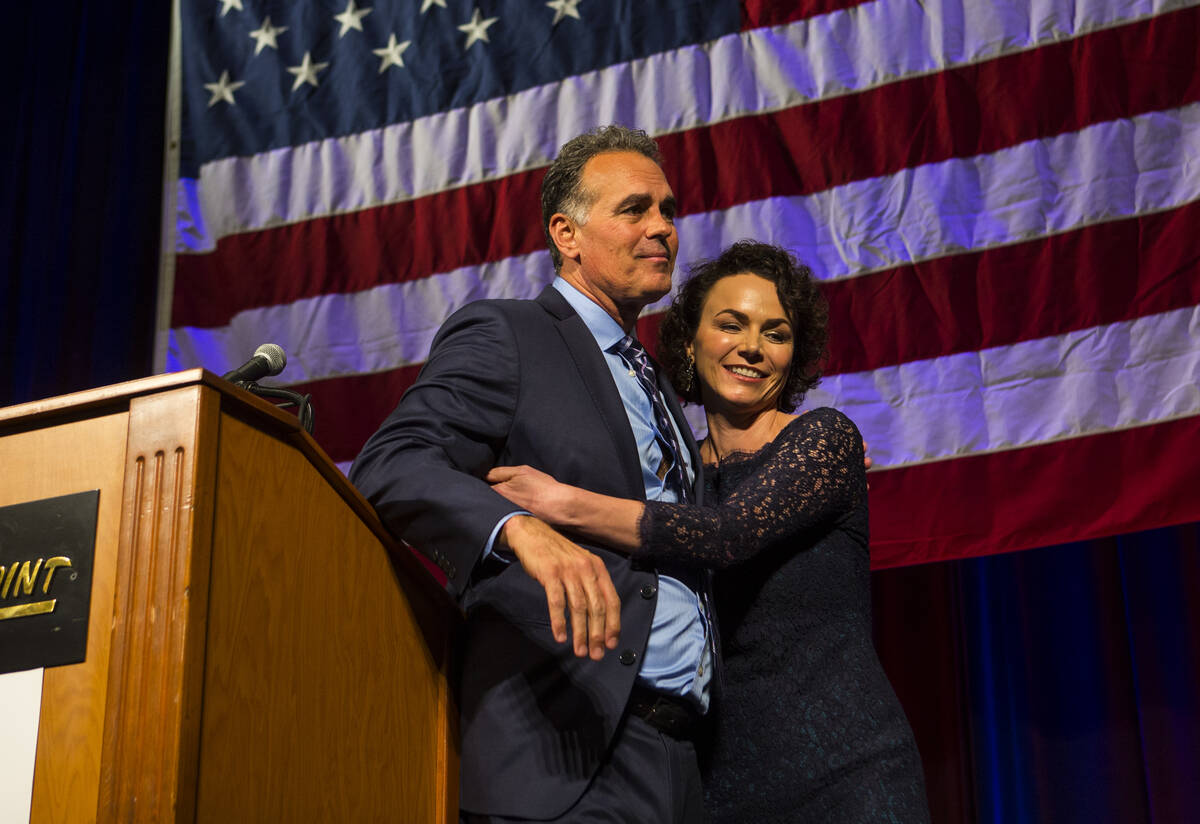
[163, 0, 1200, 569]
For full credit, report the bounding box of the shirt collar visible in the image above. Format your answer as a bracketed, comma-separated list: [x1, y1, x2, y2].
[551, 277, 629, 351]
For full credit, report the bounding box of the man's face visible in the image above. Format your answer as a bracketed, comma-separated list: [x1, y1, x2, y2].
[562, 151, 679, 320]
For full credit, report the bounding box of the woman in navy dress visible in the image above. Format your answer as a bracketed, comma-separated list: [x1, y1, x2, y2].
[489, 241, 930, 823]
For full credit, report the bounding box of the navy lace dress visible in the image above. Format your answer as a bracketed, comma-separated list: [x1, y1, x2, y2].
[637, 407, 931, 823]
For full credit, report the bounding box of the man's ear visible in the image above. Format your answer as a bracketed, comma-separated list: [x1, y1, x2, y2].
[549, 213, 579, 263]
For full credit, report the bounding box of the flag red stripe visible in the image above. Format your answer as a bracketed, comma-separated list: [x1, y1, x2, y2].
[290, 201, 1200, 465]
[173, 171, 547, 330]
[300, 365, 426, 464]
[867, 414, 1200, 569]
[672, 6, 1200, 216]
[314, 372, 1200, 570]
[171, 9, 1199, 329]
[739, 0, 873, 29]
[822, 202, 1200, 375]
[638, 203, 1200, 374]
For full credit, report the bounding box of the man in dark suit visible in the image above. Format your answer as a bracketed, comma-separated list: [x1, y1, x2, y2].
[350, 126, 711, 822]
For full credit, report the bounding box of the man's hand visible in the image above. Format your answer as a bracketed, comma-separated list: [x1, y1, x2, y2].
[498, 515, 621, 660]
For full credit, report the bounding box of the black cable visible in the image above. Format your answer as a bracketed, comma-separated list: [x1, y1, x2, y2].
[239, 383, 315, 435]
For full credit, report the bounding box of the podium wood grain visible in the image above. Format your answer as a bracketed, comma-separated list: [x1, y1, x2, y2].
[194, 411, 449, 820]
[98, 385, 220, 821]
[0, 371, 458, 822]
[0, 411, 128, 822]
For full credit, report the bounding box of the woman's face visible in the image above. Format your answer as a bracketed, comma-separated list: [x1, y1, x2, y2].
[689, 273, 794, 417]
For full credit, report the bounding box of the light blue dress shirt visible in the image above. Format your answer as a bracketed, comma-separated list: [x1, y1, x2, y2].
[550, 278, 712, 711]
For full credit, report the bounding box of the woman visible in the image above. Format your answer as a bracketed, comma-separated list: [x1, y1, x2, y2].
[488, 241, 930, 823]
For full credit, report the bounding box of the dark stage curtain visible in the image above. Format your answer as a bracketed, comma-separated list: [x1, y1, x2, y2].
[876, 522, 1200, 823]
[1, 0, 169, 408]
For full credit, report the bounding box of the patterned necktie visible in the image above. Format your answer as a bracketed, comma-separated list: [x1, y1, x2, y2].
[613, 335, 719, 692]
[612, 335, 692, 504]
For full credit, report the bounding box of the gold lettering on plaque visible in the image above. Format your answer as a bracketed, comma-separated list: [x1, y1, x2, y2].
[0, 556, 74, 621]
[41, 557, 72, 593]
[0, 600, 57, 621]
[12, 559, 43, 597]
[0, 563, 16, 599]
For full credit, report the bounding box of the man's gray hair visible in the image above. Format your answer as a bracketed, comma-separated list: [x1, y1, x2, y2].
[540, 125, 664, 272]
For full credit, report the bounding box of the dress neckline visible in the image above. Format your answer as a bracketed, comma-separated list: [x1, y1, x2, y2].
[702, 412, 811, 471]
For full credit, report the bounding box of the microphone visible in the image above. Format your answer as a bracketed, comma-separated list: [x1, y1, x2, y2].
[222, 343, 287, 385]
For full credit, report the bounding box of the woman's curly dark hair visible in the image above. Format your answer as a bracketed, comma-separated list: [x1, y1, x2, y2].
[658, 241, 828, 411]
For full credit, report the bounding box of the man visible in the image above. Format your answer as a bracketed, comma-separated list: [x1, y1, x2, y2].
[350, 125, 711, 822]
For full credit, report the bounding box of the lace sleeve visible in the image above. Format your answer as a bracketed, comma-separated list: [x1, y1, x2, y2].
[634, 407, 866, 568]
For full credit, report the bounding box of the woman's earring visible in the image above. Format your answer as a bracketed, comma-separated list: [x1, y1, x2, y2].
[682, 353, 696, 393]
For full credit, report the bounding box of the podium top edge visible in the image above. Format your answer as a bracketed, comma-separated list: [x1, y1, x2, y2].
[0, 369, 218, 426]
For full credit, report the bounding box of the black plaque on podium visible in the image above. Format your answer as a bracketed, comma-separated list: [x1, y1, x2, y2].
[0, 490, 99, 675]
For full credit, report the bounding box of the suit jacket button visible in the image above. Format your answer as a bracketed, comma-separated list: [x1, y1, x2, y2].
[447, 563, 457, 578]
[640, 584, 657, 599]
[618, 649, 637, 666]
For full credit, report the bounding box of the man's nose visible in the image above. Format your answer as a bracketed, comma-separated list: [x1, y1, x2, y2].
[646, 209, 673, 239]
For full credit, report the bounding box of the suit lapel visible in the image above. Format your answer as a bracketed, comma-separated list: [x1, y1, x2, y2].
[536, 287, 646, 500]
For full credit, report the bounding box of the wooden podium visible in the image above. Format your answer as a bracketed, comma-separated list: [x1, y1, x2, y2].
[0, 370, 459, 822]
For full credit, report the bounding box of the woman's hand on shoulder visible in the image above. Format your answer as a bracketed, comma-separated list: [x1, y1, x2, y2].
[487, 465, 575, 527]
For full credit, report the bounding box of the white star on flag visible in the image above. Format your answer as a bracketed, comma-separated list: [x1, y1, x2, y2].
[546, 0, 582, 25]
[373, 34, 412, 73]
[334, 0, 372, 37]
[203, 70, 245, 107]
[218, 0, 242, 17]
[286, 52, 330, 92]
[248, 17, 287, 55]
[457, 8, 499, 49]
[420, 0, 447, 12]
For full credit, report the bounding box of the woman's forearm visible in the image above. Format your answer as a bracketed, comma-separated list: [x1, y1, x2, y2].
[558, 487, 645, 553]
[487, 464, 646, 552]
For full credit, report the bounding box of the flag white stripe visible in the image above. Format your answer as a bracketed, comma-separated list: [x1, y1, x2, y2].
[170, 104, 1200, 377]
[808, 304, 1200, 468]
[176, 0, 1192, 250]
[186, 302, 1200, 471]
[700, 105, 1200, 281]
[169, 249, 554, 380]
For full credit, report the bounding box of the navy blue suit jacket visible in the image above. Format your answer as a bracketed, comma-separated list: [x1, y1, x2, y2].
[350, 286, 702, 818]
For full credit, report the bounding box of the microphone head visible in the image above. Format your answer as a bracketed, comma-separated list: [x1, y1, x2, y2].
[254, 343, 287, 375]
